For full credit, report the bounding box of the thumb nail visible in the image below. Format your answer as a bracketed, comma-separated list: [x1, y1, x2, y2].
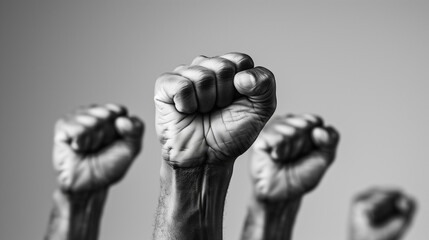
[235, 72, 256, 92]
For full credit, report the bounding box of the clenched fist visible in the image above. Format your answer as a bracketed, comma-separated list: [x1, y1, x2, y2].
[153, 53, 276, 240]
[250, 114, 340, 200]
[154, 52, 276, 168]
[349, 188, 417, 240]
[53, 104, 144, 192]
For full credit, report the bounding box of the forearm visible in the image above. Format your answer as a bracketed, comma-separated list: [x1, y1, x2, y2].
[241, 196, 302, 240]
[153, 160, 234, 240]
[45, 188, 108, 240]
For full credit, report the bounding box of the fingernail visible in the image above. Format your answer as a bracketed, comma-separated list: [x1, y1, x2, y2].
[313, 128, 329, 144]
[71, 141, 79, 150]
[235, 72, 256, 90]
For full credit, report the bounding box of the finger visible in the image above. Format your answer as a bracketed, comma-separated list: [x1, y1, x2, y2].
[289, 151, 331, 193]
[296, 113, 324, 126]
[104, 103, 128, 117]
[95, 120, 118, 151]
[70, 104, 99, 116]
[376, 218, 408, 240]
[317, 126, 340, 148]
[397, 194, 417, 224]
[73, 114, 100, 151]
[353, 187, 384, 202]
[94, 129, 142, 187]
[84, 106, 124, 152]
[88, 128, 107, 152]
[52, 133, 76, 172]
[258, 128, 288, 162]
[190, 55, 209, 65]
[283, 116, 314, 160]
[285, 117, 309, 129]
[219, 52, 254, 72]
[368, 191, 402, 226]
[116, 116, 145, 140]
[86, 106, 111, 119]
[269, 122, 296, 162]
[54, 119, 72, 143]
[312, 126, 340, 164]
[154, 73, 198, 114]
[173, 64, 187, 72]
[197, 57, 237, 108]
[175, 65, 216, 113]
[115, 116, 144, 156]
[234, 66, 276, 115]
[312, 127, 330, 145]
[54, 118, 86, 151]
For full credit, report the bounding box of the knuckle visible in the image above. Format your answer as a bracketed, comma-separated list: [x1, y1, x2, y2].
[155, 73, 177, 94]
[222, 52, 253, 64]
[173, 64, 187, 72]
[300, 113, 324, 126]
[286, 117, 308, 129]
[181, 65, 215, 81]
[179, 66, 215, 90]
[254, 66, 275, 80]
[219, 52, 254, 71]
[191, 55, 208, 65]
[87, 107, 110, 119]
[105, 103, 127, 116]
[199, 57, 236, 79]
[75, 114, 98, 127]
[72, 122, 87, 136]
[130, 116, 144, 131]
[175, 78, 195, 97]
[155, 72, 169, 86]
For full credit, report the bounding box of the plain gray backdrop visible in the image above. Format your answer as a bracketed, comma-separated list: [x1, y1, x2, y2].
[1, 1, 428, 239]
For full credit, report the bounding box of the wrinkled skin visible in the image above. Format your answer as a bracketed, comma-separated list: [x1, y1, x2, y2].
[53, 104, 144, 192]
[349, 188, 417, 240]
[250, 114, 340, 200]
[154, 53, 277, 168]
[153, 53, 276, 240]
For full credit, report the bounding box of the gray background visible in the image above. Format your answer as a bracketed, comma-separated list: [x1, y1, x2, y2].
[1, 1, 428, 239]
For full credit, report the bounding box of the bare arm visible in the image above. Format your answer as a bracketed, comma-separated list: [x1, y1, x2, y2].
[153, 52, 276, 240]
[45, 189, 107, 240]
[154, 162, 233, 240]
[241, 196, 301, 240]
[45, 104, 144, 240]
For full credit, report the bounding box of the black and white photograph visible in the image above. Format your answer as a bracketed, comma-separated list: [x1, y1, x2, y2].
[0, 1, 427, 240]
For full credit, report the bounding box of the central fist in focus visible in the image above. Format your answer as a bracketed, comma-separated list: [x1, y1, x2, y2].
[155, 53, 276, 167]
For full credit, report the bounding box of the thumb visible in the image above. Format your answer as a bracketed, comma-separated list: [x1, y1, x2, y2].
[289, 127, 339, 193]
[234, 66, 277, 111]
[311, 126, 340, 165]
[93, 116, 144, 186]
[115, 116, 145, 155]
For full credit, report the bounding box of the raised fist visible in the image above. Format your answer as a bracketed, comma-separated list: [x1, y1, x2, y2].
[53, 104, 144, 192]
[250, 114, 340, 200]
[154, 53, 276, 167]
[349, 188, 417, 240]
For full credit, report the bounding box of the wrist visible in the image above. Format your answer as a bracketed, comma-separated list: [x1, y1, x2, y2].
[155, 160, 234, 240]
[241, 195, 302, 240]
[45, 188, 108, 240]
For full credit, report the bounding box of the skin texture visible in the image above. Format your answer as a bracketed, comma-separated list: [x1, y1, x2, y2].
[153, 52, 277, 240]
[45, 104, 144, 240]
[241, 114, 340, 240]
[349, 188, 417, 240]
